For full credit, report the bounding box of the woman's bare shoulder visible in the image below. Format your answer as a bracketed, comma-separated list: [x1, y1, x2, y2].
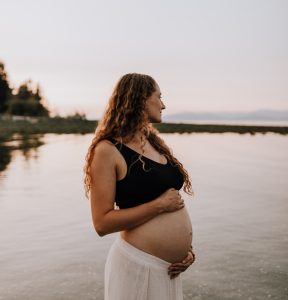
[89, 139, 118, 182]
[93, 139, 117, 160]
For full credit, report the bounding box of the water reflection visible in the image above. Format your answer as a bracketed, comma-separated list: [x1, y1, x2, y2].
[0, 144, 12, 172]
[0, 134, 44, 174]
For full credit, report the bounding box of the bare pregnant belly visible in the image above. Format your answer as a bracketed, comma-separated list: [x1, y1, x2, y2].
[120, 207, 193, 263]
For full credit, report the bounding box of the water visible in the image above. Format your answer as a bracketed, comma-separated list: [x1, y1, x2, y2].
[162, 119, 288, 127]
[0, 133, 287, 300]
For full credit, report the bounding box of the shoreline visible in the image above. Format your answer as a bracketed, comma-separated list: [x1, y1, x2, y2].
[1, 117, 288, 142]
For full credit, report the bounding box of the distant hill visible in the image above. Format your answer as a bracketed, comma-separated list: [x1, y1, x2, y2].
[163, 110, 288, 122]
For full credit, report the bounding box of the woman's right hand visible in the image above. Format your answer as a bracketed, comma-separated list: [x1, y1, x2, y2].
[156, 188, 185, 212]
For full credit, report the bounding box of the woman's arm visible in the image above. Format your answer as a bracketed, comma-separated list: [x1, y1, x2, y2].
[89, 140, 183, 237]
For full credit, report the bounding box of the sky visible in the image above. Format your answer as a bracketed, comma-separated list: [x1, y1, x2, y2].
[1, 0, 287, 119]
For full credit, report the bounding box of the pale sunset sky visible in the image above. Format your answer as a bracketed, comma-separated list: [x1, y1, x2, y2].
[1, 0, 287, 119]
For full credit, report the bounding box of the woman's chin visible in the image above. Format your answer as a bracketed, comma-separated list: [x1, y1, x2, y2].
[150, 116, 162, 123]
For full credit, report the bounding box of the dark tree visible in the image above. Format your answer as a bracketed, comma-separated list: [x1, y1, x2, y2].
[8, 81, 50, 116]
[0, 62, 12, 113]
[33, 84, 42, 102]
[17, 80, 34, 100]
[1, 61, 50, 116]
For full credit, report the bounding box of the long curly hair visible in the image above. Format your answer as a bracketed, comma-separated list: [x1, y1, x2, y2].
[84, 73, 193, 198]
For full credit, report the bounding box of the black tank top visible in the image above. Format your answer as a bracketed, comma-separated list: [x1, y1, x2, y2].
[107, 138, 184, 209]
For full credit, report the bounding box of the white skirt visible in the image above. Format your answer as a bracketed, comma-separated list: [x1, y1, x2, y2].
[104, 236, 183, 300]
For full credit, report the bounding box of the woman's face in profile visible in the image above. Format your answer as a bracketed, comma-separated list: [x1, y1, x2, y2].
[145, 84, 166, 123]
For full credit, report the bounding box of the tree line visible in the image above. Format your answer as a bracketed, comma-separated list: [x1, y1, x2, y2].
[0, 61, 49, 117]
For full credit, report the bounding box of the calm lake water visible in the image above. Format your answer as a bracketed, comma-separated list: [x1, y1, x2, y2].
[0, 133, 287, 300]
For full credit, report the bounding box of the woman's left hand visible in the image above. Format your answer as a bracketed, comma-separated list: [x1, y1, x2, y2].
[168, 250, 196, 279]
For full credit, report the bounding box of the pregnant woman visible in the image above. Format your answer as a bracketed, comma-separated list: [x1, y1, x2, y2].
[84, 73, 195, 300]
